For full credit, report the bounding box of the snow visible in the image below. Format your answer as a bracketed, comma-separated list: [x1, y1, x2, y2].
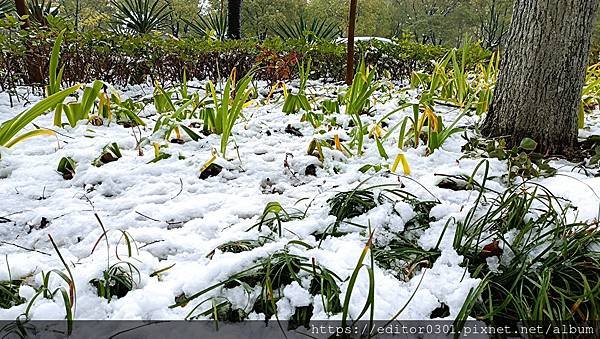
[0, 79, 598, 323]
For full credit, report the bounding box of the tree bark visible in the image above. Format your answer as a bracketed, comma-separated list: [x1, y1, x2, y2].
[15, 0, 30, 28]
[481, 0, 599, 154]
[227, 0, 242, 40]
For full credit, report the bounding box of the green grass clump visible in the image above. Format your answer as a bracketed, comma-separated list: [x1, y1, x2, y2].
[170, 241, 342, 322]
[0, 280, 23, 309]
[91, 262, 140, 301]
[328, 189, 376, 221]
[247, 202, 305, 237]
[454, 161, 600, 329]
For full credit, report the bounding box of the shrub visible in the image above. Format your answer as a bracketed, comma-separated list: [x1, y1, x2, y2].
[0, 27, 484, 90]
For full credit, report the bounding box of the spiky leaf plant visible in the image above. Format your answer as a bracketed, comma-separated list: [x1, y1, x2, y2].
[0, 0, 14, 17]
[187, 11, 227, 41]
[274, 16, 340, 44]
[27, 0, 59, 26]
[110, 0, 171, 34]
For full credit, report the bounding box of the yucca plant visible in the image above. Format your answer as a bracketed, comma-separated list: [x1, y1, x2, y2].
[28, 0, 59, 26]
[111, 0, 171, 34]
[344, 59, 378, 156]
[0, 0, 14, 17]
[186, 11, 227, 41]
[274, 16, 340, 44]
[204, 69, 254, 157]
[0, 85, 80, 148]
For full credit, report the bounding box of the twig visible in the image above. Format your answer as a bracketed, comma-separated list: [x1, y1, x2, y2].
[169, 178, 183, 200]
[135, 211, 162, 223]
[139, 240, 164, 250]
[0, 241, 51, 256]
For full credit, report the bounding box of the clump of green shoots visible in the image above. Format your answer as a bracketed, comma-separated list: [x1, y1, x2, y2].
[57, 156, 77, 180]
[204, 69, 254, 158]
[89, 213, 140, 302]
[0, 85, 79, 149]
[247, 202, 304, 237]
[92, 142, 122, 167]
[206, 239, 267, 259]
[152, 81, 203, 143]
[54, 80, 105, 128]
[341, 229, 426, 331]
[344, 59, 378, 156]
[0, 257, 25, 309]
[18, 235, 76, 335]
[410, 44, 499, 114]
[282, 60, 312, 114]
[404, 103, 465, 155]
[328, 189, 376, 220]
[91, 262, 140, 301]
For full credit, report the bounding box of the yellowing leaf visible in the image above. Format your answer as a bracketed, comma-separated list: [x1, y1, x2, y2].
[391, 153, 411, 175]
[5, 129, 56, 148]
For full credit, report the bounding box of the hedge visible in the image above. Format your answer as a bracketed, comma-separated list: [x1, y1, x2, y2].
[0, 28, 491, 90]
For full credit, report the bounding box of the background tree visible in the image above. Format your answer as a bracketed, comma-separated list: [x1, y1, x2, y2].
[60, 0, 111, 31]
[241, 0, 305, 39]
[226, 0, 241, 39]
[392, 0, 476, 46]
[306, 0, 394, 38]
[482, 0, 600, 154]
[472, 0, 511, 49]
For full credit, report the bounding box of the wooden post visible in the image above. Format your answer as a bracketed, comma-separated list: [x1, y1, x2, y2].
[345, 0, 357, 85]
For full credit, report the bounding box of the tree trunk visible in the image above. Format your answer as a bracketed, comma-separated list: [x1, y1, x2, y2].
[482, 0, 599, 154]
[227, 0, 242, 40]
[15, 0, 30, 28]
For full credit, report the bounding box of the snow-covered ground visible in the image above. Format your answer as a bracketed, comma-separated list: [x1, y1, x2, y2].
[0, 80, 599, 322]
